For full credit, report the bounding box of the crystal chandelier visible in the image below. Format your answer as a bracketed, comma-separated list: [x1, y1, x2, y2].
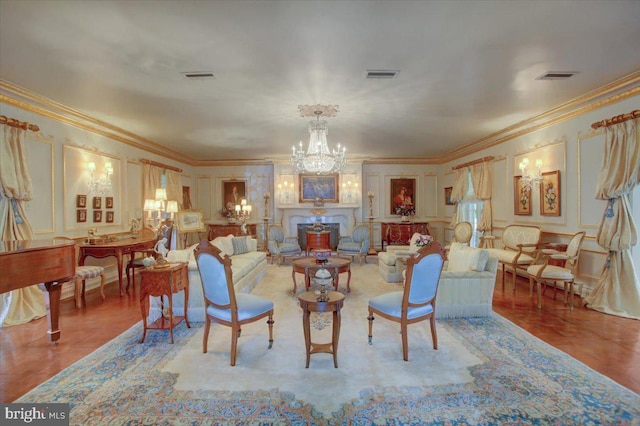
[290, 104, 347, 174]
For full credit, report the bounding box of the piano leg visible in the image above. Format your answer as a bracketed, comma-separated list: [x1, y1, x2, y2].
[40, 281, 64, 343]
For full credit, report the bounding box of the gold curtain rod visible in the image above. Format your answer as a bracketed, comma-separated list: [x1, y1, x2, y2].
[591, 110, 639, 129]
[0, 115, 40, 132]
[140, 159, 183, 173]
[451, 156, 494, 170]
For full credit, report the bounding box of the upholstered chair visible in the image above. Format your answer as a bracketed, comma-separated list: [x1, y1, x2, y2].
[52, 236, 106, 309]
[527, 231, 586, 310]
[368, 241, 446, 361]
[444, 222, 472, 251]
[337, 224, 370, 264]
[267, 225, 301, 265]
[126, 221, 173, 291]
[194, 241, 274, 366]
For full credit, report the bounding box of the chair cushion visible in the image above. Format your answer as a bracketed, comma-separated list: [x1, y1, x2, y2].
[75, 265, 104, 279]
[485, 248, 535, 264]
[232, 237, 249, 255]
[278, 243, 301, 254]
[337, 242, 361, 253]
[527, 264, 574, 280]
[369, 291, 433, 320]
[448, 243, 489, 272]
[206, 293, 273, 322]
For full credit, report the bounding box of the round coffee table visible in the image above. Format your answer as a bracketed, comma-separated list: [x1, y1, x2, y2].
[291, 256, 351, 293]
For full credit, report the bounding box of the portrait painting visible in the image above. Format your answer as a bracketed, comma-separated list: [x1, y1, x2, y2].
[540, 170, 561, 216]
[514, 176, 532, 215]
[106, 197, 114, 209]
[299, 174, 339, 203]
[222, 180, 246, 212]
[93, 196, 102, 209]
[390, 178, 416, 216]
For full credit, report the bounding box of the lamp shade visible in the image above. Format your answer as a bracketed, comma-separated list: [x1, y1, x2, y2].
[155, 188, 167, 201]
[143, 199, 156, 211]
[166, 200, 179, 213]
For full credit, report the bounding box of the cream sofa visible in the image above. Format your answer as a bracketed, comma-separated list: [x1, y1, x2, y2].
[384, 240, 499, 319]
[149, 234, 267, 323]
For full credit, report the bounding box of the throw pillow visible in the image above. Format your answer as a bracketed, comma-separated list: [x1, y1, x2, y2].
[447, 242, 489, 272]
[232, 236, 249, 255]
[211, 235, 235, 257]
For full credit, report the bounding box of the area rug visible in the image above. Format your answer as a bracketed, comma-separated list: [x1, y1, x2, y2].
[16, 263, 640, 425]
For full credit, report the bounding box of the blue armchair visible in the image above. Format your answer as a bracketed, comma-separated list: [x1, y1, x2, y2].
[337, 224, 370, 264]
[268, 225, 302, 265]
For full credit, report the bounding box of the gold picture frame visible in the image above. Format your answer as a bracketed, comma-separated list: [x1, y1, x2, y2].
[444, 186, 454, 205]
[540, 170, 561, 216]
[299, 174, 339, 203]
[514, 176, 532, 215]
[177, 210, 205, 232]
[77, 194, 87, 208]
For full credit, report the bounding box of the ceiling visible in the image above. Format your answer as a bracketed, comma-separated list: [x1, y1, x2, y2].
[1, 0, 639, 164]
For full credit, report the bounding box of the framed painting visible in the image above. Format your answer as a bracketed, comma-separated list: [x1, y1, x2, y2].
[299, 174, 339, 203]
[222, 180, 246, 212]
[177, 210, 205, 232]
[93, 210, 102, 223]
[76, 194, 86, 208]
[514, 176, 532, 215]
[444, 187, 454, 205]
[77, 209, 87, 223]
[93, 196, 102, 209]
[106, 196, 114, 209]
[106, 211, 114, 223]
[390, 178, 416, 215]
[540, 170, 561, 216]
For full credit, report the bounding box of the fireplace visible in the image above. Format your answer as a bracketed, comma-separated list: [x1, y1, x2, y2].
[278, 206, 357, 241]
[297, 223, 340, 251]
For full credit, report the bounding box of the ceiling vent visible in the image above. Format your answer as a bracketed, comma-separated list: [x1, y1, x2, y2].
[181, 71, 215, 79]
[536, 71, 578, 80]
[365, 69, 400, 79]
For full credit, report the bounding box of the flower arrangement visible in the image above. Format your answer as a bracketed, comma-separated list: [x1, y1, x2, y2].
[414, 234, 433, 247]
[220, 202, 235, 218]
[395, 205, 415, 217]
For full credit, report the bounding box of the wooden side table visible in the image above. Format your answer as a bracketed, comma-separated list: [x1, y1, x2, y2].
[297, 291, 345, 368]
[305, 230, 331, 255]
[139, 262, 190, 343]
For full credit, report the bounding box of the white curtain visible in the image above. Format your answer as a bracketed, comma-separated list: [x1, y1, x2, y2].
[449, 168, 468, 227]
[165, 169, 182, 209]
[0, 125, 46, 327]
[143, 164, 163, 202]
[585, 118, 640, 319]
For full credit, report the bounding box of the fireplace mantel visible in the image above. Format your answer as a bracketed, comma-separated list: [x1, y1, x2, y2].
[277, 205, 358, 237]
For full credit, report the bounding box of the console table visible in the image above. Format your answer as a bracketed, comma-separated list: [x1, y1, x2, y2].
[305, 230, 331, 255]
[207, 223, 257, 240]
[381, 222, 430, 249]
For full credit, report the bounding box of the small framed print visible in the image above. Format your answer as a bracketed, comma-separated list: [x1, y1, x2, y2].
[93, 210, 102, 223]
[93, 196, 102, 209]
[540, 170, 561, 216]
[106, 211, 114, 223]
[444, 187, 454, 205]
[106, 197, 114, 209]
[514, 176, 532, 215]
[77, 194, 87, 208]
[77, 209, 87, 223]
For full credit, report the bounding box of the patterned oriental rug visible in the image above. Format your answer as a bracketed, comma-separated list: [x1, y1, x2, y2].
[16, 263, 639, 425]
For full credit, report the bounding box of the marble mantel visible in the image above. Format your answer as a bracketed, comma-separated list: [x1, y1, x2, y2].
[277, 205, 358, 237]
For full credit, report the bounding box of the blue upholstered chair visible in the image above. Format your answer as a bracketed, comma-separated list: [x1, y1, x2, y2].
[194, 241, 274, 366]
[367, 241, 446, 361]
[267, 225, 301, 265]
[337, 224, 370, 264]
[53, 236, 106, 309]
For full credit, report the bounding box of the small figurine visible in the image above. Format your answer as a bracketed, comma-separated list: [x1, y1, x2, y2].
[154, 237, 169, 258]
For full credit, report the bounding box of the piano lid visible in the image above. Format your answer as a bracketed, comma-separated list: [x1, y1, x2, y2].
[0, 239, 75, 255]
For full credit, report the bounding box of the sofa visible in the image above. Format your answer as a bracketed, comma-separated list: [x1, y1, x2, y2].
[149, 234, 267, 323]
[378, 232, 426, 283]
[381, 238, 499, 319]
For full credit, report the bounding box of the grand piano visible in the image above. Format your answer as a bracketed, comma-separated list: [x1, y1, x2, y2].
[0, 239, 76, 342]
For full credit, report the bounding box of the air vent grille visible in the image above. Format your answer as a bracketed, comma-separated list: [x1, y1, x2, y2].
[366, 69, 400, 79]
[181, 71, 215, 79]
[536, 71, 578, 80]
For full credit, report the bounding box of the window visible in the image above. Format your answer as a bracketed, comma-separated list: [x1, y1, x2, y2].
[456, 169, 484, 247]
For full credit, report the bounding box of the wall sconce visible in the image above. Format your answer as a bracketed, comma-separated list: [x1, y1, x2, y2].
[342, 180, 359, 203]
[235, 198, 252, 233]
[518, 158, 543, 189]
[278, 180, 291, 203]
[87, 161, 113, 196]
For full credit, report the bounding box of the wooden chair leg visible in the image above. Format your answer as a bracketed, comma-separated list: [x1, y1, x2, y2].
[536, 280, 543, 309]
[202, 317, 210, 353]
[267, 314, 274, 349]
[74, 278, 83, 309]
[430, 316, 438, 350]
[230, 325, 239, 366]
[401, 322, 409, 361]
[100, 272, 106, 300]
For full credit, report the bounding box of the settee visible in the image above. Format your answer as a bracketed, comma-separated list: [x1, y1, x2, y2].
[149, 234, 267, 322]
[379, 236, 498, 318]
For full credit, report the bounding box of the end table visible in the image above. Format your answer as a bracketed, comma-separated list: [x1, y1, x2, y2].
[297, 290, 345, 368]
[139, 262, 190, 343]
